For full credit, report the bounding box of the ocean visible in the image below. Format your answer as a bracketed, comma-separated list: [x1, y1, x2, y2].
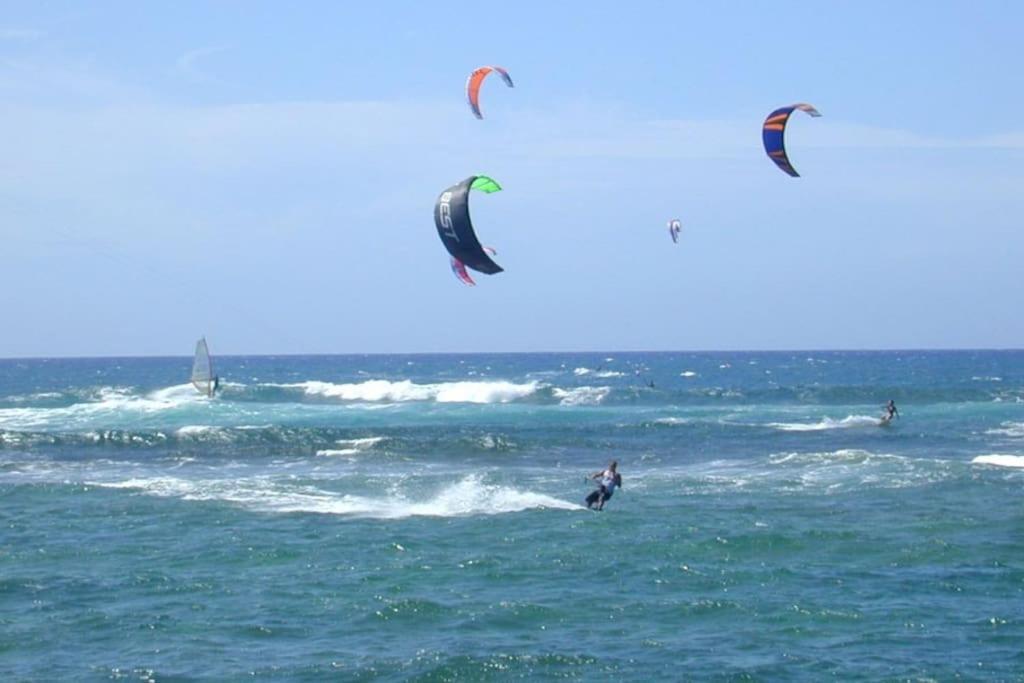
[1, 351, 1022, 680]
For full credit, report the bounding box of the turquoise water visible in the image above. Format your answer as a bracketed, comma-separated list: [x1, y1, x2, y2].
[2, 351, 1023, 680]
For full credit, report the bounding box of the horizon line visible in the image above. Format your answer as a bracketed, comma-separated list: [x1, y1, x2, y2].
[1, 347, 1022, 362]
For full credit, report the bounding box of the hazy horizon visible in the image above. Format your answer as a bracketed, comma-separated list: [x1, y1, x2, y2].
[3, 346, 1023, 362]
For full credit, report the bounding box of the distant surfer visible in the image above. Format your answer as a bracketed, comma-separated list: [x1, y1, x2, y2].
[585, 460, 622, 511]
[881, 399, 899, 424]
[211, 376, 220, 398]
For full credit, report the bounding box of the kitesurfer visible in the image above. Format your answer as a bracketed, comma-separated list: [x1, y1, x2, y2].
[586, 461, 622, 511]
[882, 400, 899, 423]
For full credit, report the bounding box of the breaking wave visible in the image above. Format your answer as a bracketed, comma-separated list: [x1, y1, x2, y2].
[553, 386, 610, 406]
[573, 367, 625, 378]
[316, 436, 387, 457]
[279, 379, 541, 404]
[985, 422, 1024, 438]
[0, 384, 206, 431]
[971, 454, 1024, 469]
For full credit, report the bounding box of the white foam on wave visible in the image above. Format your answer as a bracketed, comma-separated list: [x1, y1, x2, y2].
[553, 386, 610, 406]
[971, 454, 1024, 469]
[680, 371, 698, 378]
[91, 474, 582, 519]
[653, 417, 692, 425]
[574, 367, 624, 378]
[316, 436, 386, 457]
[278, 379, 539, 404]
[769, 449, 893, 465]
[767, 449, 949, 491]
[985, 422, 1024, 438]
[766, 415, 883, 432]
[972, 376, 1003, 382]
[338, 436, 387, 448]
[0, 383, 206, 431]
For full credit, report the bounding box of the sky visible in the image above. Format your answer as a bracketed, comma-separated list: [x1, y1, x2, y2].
[1, 1, 1022, 357]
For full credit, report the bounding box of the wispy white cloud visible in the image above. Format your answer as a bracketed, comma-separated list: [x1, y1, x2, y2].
[173, 44, 232, 84]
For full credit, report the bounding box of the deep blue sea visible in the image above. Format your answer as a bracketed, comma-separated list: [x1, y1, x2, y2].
[2, 351, 1023, 680]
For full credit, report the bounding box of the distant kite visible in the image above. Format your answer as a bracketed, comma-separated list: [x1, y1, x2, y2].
[434, 176, 504, 279]
[762, 103, 821, 177]
[466, 66, 514, 119]
[668, 219, 681, 244]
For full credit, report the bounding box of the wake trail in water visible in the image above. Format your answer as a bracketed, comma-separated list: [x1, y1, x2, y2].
[765, 415, 884, 432]
[88, 474, 582, 519]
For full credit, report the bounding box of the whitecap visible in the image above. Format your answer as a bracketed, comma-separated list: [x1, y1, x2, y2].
[971, 454, 1024, 469]
[274, 379, 540, 404]
[985, 422, 1024, 438]
[553, 386, 610, 406]
[0, 383, 207, 431]
[317, 436, 386, 457]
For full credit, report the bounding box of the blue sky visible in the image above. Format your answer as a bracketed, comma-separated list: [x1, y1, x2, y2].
[2, 1, 1022, 357]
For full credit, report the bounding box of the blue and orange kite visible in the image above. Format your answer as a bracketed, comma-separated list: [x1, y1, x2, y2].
[762, 103, 821, 177]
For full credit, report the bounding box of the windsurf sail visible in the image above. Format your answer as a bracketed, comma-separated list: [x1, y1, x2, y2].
[191, 337, 214, 397]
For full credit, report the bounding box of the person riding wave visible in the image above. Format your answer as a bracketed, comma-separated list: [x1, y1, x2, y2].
[585, 460, 622, 511]
[882, 399, 899, 423]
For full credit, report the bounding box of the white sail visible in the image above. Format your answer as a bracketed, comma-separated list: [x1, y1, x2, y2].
[191, 337, 214, 397]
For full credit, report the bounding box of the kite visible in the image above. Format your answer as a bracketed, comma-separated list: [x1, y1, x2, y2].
[762, 103, 821, 177]
[466, 66, 514, 119]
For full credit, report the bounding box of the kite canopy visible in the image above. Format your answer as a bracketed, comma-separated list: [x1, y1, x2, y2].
[451, 247, 497, 286]
[466, 66, 514, 119]
[434, 176, 503, 276]
[668, 219, 681, 244]
[762, 103, 821, 177]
